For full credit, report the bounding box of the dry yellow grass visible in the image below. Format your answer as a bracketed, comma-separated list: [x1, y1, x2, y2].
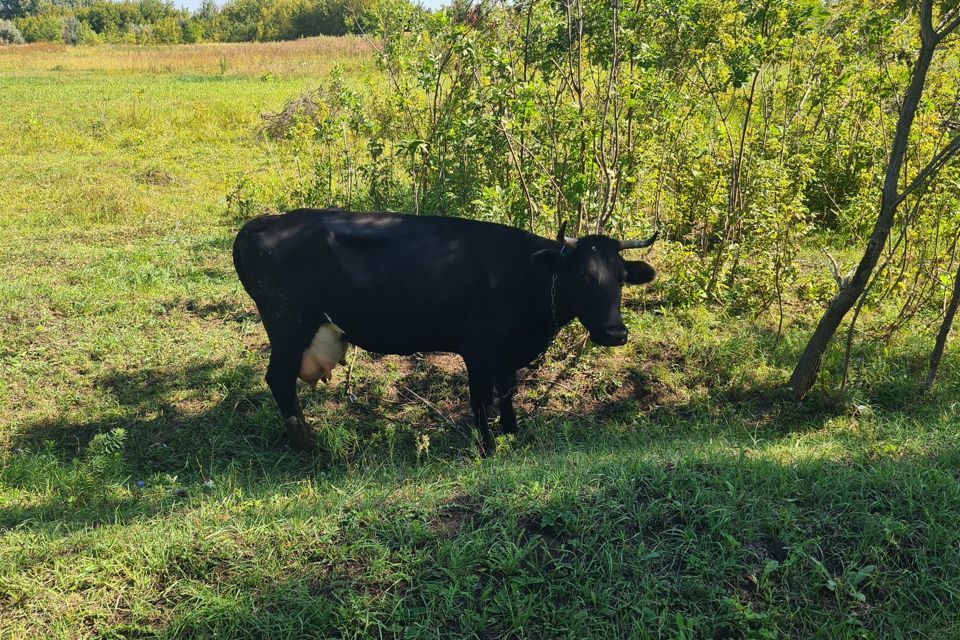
[0, 36, 374, 76]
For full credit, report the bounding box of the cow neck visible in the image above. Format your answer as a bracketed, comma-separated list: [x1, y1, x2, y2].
[549, 245, 576, 333]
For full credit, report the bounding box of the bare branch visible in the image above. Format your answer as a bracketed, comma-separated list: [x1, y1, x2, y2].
[822, 249, 855, 290]
[498, 117, 539, 233]
[936, 5, 960, 41]
[399, 386, 457, 428]
[892, 133, 960, 209]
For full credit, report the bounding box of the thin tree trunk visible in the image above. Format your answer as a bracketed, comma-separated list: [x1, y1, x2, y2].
[788, 3, 938, 399]
[925, 261, 960, 391]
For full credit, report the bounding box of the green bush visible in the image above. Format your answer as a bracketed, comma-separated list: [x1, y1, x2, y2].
[15, 11, 62, 42]
[152, 15, 182, 43]
[180, 17, 202, 43]
[62, 14, 101, 44]
[0, 17, 24, 42]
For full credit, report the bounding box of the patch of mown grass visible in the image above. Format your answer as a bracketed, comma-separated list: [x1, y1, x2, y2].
[2, 42, 960, 639]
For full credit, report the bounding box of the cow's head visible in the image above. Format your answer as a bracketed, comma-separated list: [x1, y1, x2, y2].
[532, 225, 657, 346]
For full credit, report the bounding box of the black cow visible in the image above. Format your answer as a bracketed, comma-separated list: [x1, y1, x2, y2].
[233, 208, 656, 453]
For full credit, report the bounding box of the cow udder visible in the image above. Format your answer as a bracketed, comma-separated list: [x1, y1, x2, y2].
[299, 323, 350, 389]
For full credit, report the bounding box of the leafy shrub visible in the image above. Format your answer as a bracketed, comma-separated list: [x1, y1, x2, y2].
[15, 11, 61, 42]
[152, 15, 182, 43]
[181, 17, 202, 43]
[61, 14, 100, 44]
[129, 22, 153, 43]
[653, 243, 711, 307]
[0, 18, 24, 43]
[61, 14, 80, 43]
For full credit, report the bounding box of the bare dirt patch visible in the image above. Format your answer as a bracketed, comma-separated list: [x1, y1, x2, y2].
[430, 494, 482, 537]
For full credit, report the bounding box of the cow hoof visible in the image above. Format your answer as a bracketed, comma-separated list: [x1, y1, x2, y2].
[291, 434, 317, 452]
[285, 417, 316, 452]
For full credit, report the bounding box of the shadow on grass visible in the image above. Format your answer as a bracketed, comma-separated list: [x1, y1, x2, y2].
[4, 311, 956, 536]
[143, 444, 960, 638]
[4, 327, 960, 637]
[11, 359, 271, 460]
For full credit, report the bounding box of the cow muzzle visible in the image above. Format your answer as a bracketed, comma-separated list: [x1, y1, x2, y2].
[590, 327, 628, 347]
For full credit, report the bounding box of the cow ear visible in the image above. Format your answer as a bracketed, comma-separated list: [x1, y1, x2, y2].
[624, 260, 656, 285]
[531, 248, 568, 273]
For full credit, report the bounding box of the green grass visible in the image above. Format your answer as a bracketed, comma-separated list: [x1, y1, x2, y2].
[2, 41, 960, 638]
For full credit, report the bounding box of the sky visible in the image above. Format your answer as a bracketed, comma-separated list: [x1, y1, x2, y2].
[174, 0, 448, 11]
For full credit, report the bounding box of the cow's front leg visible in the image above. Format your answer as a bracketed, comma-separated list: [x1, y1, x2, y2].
[266, 349, 315, 451]
[495, 369, 519, 435]
[466, 363, 496, 455]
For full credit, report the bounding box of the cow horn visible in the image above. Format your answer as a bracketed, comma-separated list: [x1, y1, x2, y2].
[557, 221, 578, 248]
[619, 230, 658, 250]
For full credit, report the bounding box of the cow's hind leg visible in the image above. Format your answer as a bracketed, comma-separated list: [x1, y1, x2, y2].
[266, 346, 315, 451]
[495, 369, 519, 435]
[466, 362, 496, 456]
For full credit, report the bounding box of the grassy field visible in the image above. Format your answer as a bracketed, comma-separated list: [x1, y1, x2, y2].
[2, 39, 960, 639]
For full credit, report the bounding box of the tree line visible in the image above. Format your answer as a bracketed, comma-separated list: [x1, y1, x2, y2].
[0, 0, 388, 44]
